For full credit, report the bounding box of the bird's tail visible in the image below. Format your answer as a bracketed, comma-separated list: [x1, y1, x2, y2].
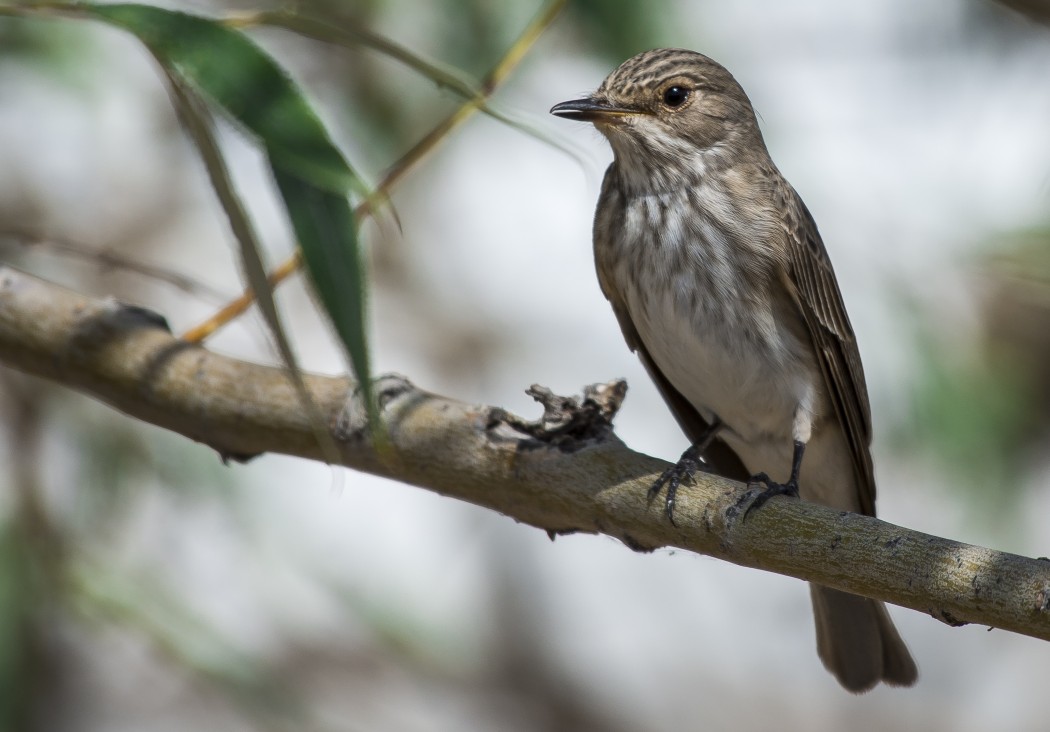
[809, 584, 918, 693]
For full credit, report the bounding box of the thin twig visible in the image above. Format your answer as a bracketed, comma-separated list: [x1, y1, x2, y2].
[0, 233, 229, 302]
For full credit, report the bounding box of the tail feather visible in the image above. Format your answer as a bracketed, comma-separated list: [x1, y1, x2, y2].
[810, 584, 918, 692]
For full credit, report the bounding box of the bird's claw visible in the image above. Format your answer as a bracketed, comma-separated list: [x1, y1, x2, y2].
[648, 449, 706, 524]
[743, 472, 800, 521]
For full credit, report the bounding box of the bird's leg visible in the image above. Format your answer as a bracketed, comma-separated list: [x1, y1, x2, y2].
[744, 439, 805, 520]
[648, 418, 722, 524]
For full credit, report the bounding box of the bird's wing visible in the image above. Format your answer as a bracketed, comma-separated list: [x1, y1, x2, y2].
[780, 185, 876, 515]
[606, 296, 750, 482]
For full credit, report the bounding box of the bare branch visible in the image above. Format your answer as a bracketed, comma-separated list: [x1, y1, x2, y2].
[2, 265, 1049, 642]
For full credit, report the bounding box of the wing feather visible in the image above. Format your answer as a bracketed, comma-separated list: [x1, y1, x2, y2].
[780, 186, 876, 515]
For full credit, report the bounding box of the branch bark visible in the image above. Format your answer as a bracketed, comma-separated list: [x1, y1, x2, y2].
[2, 265, 1049, 641]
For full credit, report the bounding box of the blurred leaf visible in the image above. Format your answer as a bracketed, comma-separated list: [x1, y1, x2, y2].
[87, 3, 377, 425]
[993, 0, 1050, 27]
[898, 230, 1050, 514]
[237, 7, 584, 175]
[70, 559, 306, 727]
[71, 415, 237, 525]
[274, 167, 370, 417]
[906, 335, 1033, 503]
[238, 10, 482, 98]
[0, 14, 96, 80]
[980, 228, 1050, 435]
[438, 0, 518, 72]
[0, 523, 31, 731]
[568, 0, 673, 60]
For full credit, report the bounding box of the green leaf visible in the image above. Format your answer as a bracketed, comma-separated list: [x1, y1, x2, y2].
[165, 70, 340, 463]
[273, 168, 371, 425]
[87, 3, 376, 425]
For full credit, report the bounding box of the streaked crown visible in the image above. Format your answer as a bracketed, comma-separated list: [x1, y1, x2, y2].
[597, 49, 743, 104]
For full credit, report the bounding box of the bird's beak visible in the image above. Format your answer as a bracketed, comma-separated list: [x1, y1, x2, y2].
[550, 97, 638, 122]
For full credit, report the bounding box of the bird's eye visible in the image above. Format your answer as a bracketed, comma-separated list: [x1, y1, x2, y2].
[662, 86, 689, 107]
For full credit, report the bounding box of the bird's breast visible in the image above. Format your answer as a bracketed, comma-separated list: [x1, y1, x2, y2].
[599, 184, 821, 445]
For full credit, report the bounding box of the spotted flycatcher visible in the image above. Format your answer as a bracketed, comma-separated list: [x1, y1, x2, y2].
[551, 48, 916, 692]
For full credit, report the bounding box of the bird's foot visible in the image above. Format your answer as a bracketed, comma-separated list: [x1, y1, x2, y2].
[649, 444, 711, 524]
[743, 473, 800, 521]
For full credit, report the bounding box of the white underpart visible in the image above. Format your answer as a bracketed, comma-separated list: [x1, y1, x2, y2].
[608, 172, 822, 482]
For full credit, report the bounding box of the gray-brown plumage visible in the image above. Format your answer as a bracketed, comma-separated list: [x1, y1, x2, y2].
[551, 48, 916, 692]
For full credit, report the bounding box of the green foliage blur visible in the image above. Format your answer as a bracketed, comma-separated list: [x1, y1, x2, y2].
[891, 224, 1050, 523]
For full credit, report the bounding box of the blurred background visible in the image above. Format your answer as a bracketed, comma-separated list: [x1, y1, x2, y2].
[2, 0, 1050, 729]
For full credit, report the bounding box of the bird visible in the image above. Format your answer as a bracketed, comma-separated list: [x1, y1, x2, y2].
[550, 48, 917, 692]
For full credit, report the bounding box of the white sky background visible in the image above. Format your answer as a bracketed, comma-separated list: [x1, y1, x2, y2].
[3, 0, 1050, 730]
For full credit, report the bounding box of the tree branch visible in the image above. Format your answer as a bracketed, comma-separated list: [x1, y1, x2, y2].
[2, 265, 1049, 641]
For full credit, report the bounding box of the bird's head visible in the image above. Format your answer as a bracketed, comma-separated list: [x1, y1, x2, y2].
[551, 49, 765, 180]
